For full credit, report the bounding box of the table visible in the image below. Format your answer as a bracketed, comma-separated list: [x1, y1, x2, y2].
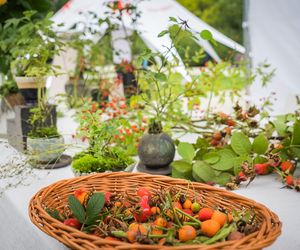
[1, 162, 299, 250]
[0, 116, 299, 250]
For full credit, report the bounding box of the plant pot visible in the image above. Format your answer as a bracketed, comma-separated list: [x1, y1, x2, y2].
[1, 93, 25, 112]
[138, 132, 175, 168]
[117, 71, 138, 98]
[14, 76, 46, 104]
[27, 136, 65, 163]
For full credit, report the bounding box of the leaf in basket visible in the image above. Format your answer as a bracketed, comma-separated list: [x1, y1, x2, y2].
[68, 195, 86, 223]
[85, 193, 105, 225]
[46, 208, 63, 222]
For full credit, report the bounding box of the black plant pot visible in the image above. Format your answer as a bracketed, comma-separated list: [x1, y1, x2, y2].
[20, 88, 46, 105]
[138, 132, 175, 169]
[117, 71, 138, 98]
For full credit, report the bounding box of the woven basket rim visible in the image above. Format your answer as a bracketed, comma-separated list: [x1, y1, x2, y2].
[28, 172, 282, 250]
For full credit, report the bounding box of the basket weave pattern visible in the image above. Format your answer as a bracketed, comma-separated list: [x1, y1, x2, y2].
[29, 172, 281, 250]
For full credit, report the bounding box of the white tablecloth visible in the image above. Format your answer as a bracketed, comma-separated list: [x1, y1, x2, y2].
[0, 164, 299, 250]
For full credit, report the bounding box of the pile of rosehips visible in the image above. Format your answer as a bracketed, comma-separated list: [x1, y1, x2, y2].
[49, 187, 258, 246]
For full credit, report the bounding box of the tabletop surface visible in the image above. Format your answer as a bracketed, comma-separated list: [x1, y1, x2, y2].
[1, 161, 299, 250]
[0, 113, 299, 250]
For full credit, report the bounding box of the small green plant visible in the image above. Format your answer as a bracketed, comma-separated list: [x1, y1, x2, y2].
[27, 105, 59, 139]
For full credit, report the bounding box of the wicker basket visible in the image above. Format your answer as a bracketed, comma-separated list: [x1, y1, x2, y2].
[29, 172, 281, 250]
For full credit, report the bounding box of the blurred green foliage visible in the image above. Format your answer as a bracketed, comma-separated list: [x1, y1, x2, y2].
[0, 0, 68, 23]
[177, 0, 243, 58]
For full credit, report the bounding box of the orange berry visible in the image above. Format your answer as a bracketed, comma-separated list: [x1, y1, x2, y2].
[178, 225, 197, 242]
[126, 229, 137, 243]
[183, 198, 192, 209]
[114, 201, 122, 207]
[173, 201, 183, 210]
[151, 207, 161, 215]
[74, 189, 88, 204]
[154, 217, 167, 227]
[198, 208, 214, 221]
[227, 213, 233, 223]
[201, 219, 221, 237]
[211, 211, 227, 227]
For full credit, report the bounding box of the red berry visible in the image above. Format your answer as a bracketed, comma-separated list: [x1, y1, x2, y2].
[64, 218, 81, 229]
[213, 131, 222, 140]
[226, 119, 236, 127]
[280, 161, 294, 172]
[198, 208, 214, 221]
[137, 187, 151, 198]
[238, 172, 247, 181]
[254, 163, 271, 175]
[286, 175, 294, 186]
[210, 139, 219, 146]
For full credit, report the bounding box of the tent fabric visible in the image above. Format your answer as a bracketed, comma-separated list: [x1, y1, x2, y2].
[248, 0, 300, 114]
[52, 0, 245, 63]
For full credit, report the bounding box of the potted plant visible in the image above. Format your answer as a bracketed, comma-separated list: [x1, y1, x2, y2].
[72, 104, 134, 175]
[133, 18, 215, 174]
[26, 105, 65, 164]
[5, 11, 64, 104]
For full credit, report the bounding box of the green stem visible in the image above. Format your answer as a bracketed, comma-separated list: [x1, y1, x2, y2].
[175, 208, 202, 225]
[166, 192, 182, 227]
[111, 230, 127, 238]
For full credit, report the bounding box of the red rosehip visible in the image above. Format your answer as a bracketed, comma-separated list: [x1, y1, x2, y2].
[286, 175, 294, 186]
[254, 163, 271, 175]
[226, 119, 236, 127]
[64, 218, 81, 229]
[238, 172, 247, 181]
[280, 161, 294, 172]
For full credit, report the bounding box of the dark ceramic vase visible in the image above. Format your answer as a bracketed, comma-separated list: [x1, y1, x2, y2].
[138, 132, 175, 168]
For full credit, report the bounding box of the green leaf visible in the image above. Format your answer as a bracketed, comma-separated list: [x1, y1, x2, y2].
[194, 137, 209, 149]
[254, 155, 267, 164]
[46, 208, 63, 221]
[252, 133, 269, 154]
[203, 152, 220, 164]
[291, 120, 300, 145]
[271, 116, 287, 136]
[192, 161, 215, 182]
[231, 132, 251, 155]
[171, 160, 193, 180]
[155, 72, 167, 82]
[200, 30, 213, 41]
[177, 142, 195, 163]
[213, 172, 232, 186]
[169, 17, 177, 22]
[85, 193, 105, 225]
[68, 195, 86, 223]
[211, 149, 237, 171]
[158, 30, 169, 37]
[233, 165, 242, 175]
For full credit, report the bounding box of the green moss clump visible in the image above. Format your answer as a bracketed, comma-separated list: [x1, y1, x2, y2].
[72, 155, 103, 173]
[72, 149, 134, 174]
[28, 126, 60, 139]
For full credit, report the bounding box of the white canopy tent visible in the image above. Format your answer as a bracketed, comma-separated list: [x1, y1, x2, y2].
[247, 0, 300, 114]
[52, 0, 245, 64]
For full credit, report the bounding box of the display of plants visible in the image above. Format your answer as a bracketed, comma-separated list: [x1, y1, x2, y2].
[47, 186, 259, 246]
